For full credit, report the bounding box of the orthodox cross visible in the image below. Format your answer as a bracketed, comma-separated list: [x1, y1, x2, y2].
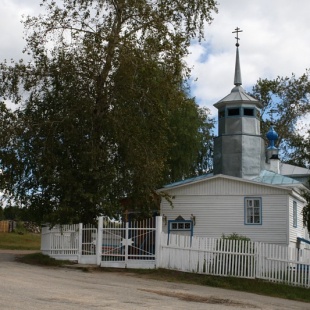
[232, 27, 243, 47]
[268, 109, 277, 124]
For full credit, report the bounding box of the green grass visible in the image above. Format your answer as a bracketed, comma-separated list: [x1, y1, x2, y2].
[98, 268, 310, 303]
[0, 232, 41, 250]
[18, 252, 76, 267]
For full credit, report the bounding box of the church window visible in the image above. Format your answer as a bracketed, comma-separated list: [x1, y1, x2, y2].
[293, 201, 297, 228]
[169, 221, 192, 231]
[168, 219, 193, 236]
[227, 107, 240, 116]
[245, 198, 262, 225]
[243, 108, 254, 116]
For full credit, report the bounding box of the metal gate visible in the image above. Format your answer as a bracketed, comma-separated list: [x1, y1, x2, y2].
[98, 217, 157, 268]
[78, 224, 97, 264]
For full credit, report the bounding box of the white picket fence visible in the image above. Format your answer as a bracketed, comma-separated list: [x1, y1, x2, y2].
[41, 224, 80, 260]
[160, 233, 310, 288]
[160, 233, 256, 278]
[41, 217, 310, 288]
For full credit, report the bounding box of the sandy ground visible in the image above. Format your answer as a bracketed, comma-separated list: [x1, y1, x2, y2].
[0, 250, 309, 310]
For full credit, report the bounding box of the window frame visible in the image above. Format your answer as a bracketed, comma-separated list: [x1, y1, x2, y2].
[168, 220, 193, 235]
[244, 197, 262, 225]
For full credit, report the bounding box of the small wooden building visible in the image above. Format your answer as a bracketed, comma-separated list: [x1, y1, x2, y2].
[159, 173, 309, 248]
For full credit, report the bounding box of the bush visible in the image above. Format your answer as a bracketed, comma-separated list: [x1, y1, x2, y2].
[221, 233, 251, 242]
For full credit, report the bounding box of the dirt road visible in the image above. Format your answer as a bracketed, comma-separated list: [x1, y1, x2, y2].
[0, 250, 309, 310]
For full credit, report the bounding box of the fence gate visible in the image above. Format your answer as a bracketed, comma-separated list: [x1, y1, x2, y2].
[98, 217, 157, 269]
[78, 224, 97, 264]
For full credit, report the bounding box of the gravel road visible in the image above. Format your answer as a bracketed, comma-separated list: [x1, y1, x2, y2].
[0, 250, 309, 310]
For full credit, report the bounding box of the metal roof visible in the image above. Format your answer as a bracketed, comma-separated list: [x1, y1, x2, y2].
[280, 163, 310, 176]
[162, 173, 213, 189]
[159, 172, 299, 192]
[251, 170, 301, 185]
[214, 85, 263, 109]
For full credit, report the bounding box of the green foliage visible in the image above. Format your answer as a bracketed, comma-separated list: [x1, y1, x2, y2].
[251, 70, 310, 233]
[13, 221, 27, 235]
[250, 70, 310, 165]
[3, 206, 31, 221]
[165, 105, 215, 183]
[221, 233, 251, 242]
[0, 0, 217, 224]
[302, 189, 310, 233]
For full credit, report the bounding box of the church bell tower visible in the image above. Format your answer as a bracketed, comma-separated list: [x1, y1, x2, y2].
[213, 28, 266, 179]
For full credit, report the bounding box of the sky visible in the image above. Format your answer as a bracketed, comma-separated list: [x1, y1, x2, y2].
[1, 0, 310, 126]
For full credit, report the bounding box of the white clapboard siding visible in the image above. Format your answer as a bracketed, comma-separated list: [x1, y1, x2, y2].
[162, 195, 288, 244]
[162, 175, 291, 196]
[160, 175, 298, 245]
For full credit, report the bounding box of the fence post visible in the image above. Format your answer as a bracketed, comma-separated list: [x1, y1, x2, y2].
[97, 216, 103, 266]
[78, 223, 83, 263]
[155, 216, 163, 269]
[255, 242, 260, 279]
[125, 222, 129, 268]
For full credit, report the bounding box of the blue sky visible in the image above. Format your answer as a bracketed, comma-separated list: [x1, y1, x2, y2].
[1, 0, 310, 131]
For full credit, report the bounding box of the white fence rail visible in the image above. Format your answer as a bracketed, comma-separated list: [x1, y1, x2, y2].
[160, 234, 256, 278]
[41, 217, 310, 288]
[159, 233, 310, 288]
[256, 242, 310, 287]
[41, 224, 80, 260]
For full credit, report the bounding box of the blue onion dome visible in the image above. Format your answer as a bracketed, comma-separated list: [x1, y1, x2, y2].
[266, 125, 278, 149]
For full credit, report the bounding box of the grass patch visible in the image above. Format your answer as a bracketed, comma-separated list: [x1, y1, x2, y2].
[0, 232, 41, 250]
[18, 252, 76, 267]
[105, 268, 310, 303]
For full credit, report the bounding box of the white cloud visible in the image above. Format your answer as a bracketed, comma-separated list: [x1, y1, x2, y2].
[186, 0, 310, 119]
[0, 0, 43, 61]
[1, 0, 310, 124]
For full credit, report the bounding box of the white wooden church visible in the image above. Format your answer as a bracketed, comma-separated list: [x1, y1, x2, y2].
[159, 30, 310, 249]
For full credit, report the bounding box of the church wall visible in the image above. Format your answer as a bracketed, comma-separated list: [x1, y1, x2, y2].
[165, 177, 289, 196]
[161, 191, 289, 245]
[161, 177, 296, 245]
[288, 196, 309, 249]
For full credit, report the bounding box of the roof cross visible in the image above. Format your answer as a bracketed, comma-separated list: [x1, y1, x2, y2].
[268, 109, 277, 124]
[232, 27, 243, 47]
